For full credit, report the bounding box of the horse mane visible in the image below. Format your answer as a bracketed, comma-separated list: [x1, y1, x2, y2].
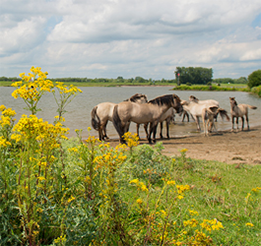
[148, 94, 177, 106]
[189, 95, 199, 102]
[124, 93, 147, 102]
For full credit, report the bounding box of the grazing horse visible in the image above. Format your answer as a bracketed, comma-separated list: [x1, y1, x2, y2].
[181, 100, 229, 136]
[229, 97, 257, 131]
[189, 95, 219, 122]
[112, 94, 183, 143]
[91, 93, 148, 140]
[143, 107, 176, 139]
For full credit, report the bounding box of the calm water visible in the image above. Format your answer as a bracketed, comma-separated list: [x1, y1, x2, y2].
[1, 86, 260, 140]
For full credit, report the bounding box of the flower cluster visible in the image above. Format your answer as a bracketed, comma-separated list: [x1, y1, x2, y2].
[200, 219, 224, 232]
[12, 67, 53, 100]
[123, 132, 139, 148]
[12, 114, 69, 146]
[55, 82, 82, 95]
[129, 178, 148, 192]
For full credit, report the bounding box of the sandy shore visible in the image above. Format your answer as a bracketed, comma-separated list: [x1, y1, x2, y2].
[108, 125, 261, 165]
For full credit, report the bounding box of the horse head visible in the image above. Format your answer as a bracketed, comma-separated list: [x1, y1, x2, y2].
[172, 94, 183, 114]
[229, 97, 237, 106]
[189, 95, 199, 102]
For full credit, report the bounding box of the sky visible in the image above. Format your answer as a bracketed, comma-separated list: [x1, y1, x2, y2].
[0, 0, 261, 80]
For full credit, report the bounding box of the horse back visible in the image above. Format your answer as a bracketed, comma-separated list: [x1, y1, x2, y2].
[97, 102, 116, 121]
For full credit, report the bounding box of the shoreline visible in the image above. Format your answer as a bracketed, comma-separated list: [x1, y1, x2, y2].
[108, 125, 261, 165]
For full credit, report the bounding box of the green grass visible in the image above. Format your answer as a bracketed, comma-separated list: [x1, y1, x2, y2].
[0, 81, 176, 87]
[172, 84, 250, 92]
[118, 144, 261, 245]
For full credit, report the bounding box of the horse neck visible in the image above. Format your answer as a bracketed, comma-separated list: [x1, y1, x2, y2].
[230, 102, 238, 112]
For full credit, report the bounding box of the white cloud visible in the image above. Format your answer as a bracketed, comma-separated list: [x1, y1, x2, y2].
[0, 0, 261, 79]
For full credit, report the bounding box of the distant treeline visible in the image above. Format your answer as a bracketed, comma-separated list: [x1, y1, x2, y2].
[0, 76, 248, 84]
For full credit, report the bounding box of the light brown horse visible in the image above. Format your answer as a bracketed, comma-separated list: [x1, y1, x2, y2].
[91, 93, 148, 140]
[229, 97, 257, 131]
[112, 94, 183, 143]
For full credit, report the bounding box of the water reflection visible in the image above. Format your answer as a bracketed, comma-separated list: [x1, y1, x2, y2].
[1, 86, 260, 139]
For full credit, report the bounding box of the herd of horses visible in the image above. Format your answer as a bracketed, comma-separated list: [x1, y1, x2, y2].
[91, 93, 257, 144]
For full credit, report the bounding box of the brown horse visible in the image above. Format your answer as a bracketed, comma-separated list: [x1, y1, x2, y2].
[91, 93, 148, 140]
[229, 97, 257, 131]
[112, 94, 183, 143]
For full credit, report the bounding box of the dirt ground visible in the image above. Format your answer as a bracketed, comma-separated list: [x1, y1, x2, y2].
[109, 125, 261, 165]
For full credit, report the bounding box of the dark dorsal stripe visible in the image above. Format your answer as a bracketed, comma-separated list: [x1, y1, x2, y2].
[123, 93, 146, 102]
[148, 94, 175, 106]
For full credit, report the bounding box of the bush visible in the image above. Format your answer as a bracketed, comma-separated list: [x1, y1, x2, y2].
[251, 85, 261, 97]
[248, 69, 261, 88]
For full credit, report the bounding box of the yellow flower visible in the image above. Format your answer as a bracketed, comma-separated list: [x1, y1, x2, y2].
[0, 105, 6, 111]
[167, 180, 176, 186]
[67, 195, 76, 203]
[245, 223, 254, 227]
[130, 179, 139, 184]
[136, 198, 143, 204]
[180, 148, 188, 153]
[37, 176, 46, 181]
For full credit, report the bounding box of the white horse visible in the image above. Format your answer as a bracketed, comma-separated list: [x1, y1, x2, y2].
[181, 100, 229, 136]
[91, 93, 148, 140]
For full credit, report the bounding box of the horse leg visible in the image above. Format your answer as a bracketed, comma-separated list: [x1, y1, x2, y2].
[182, 112, 186, 122]
[148, 122, 153, 144]
[152, 122, 158, 143]
[103, 121, 109, 139]
[144, 123, 149, 140]
[136, 123, 140, 139]
[166, 120, 170, 139]
[231, 116, 235, 131]
[246, 114, 250, 130]
[125, 121, 130, 132]
[98, 128, 103, 141]
[160, 122, 163, 138]
[236, 117, 239, 130]
[241, 116, 244, 131]
[195, 116, 201, 131]
[202, 109, 207, 136]
[148, 122, 158, 144]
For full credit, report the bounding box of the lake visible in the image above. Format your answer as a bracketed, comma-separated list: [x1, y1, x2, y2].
[1, 86, 260, 140]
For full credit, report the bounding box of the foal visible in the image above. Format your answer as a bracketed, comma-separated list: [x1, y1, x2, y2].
[229, 97, 257, 131]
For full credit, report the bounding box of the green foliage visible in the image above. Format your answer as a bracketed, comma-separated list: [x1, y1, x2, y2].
[251, 85, 261, 97]
[213, 78, 235, 84]
[173, 84, 249, 92]
[248, 69, 261, 88]
[123, 142, 170, 185]
[175, 67, 213, 85]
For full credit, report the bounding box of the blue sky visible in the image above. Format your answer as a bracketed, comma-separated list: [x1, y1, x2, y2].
[0, 0, 261, 79]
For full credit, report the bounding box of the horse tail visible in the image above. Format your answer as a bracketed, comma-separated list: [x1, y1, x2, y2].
[91, 106, 100, 131]
[217, 108, 230, 121]
[246, 105, 257, 110]
[112, 105, 125, 142]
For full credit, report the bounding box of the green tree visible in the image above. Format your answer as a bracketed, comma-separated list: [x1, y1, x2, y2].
[248, 69, 261, 88]
[175, 67, 212, 85]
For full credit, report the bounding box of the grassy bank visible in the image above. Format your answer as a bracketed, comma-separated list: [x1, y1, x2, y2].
[172, 84, 249, 92]
[0, 81, 175, 87]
